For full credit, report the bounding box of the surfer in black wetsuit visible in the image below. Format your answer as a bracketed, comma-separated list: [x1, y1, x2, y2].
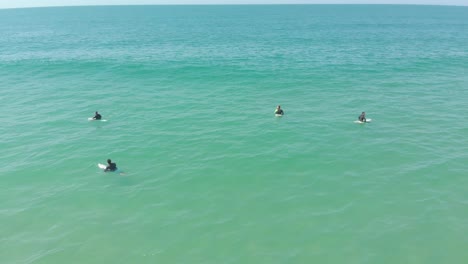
[275, 105, 284, 115]
[93, 111, 102, 120]
[105, 159, 117, 172]
[358, 112, 366, 122]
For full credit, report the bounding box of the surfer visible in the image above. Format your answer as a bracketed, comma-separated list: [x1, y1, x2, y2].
[93, 111, 102, 120]
[358, 112, 366, 122]
[275, 105, 284, 115]
[105, 159, 117, 172]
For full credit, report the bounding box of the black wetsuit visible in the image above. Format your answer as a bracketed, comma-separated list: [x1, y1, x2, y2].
[275, 109, 284, 115]
[105, 162, 117, 172]
[358, 114, 366, 122]
[94, 114, 102, 120]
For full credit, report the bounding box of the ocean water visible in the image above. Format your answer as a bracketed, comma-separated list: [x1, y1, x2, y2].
[1, 4, 468, 263]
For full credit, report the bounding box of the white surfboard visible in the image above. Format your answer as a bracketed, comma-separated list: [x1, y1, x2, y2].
[98, 163, 124, 174]
[275, 114, 283, 117]
[88, 117, 107, 122]
[354, 118, 372, 124]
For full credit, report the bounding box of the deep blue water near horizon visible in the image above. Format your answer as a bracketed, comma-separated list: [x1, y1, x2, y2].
[1, 5, 468, 263]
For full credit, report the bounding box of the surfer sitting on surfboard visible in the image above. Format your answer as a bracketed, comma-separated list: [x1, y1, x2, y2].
[275, 105, 284, 115]
[358, 112, 366, 122]
[93, 111, 102, 120]
[105, 159, 117, 172]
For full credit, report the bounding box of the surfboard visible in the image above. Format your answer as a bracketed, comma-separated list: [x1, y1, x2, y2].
[98, 163, 124, 174]
[88, 117, 107, 122]
[354, 118, 372, 124]
[275, 114, 283, 117]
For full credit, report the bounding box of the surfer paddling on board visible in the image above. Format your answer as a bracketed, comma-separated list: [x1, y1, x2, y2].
[105, 159, 117, 172]
[93, 111, 102, 120]
[275, 105, 284, 115]
[358, 112, 366, 122]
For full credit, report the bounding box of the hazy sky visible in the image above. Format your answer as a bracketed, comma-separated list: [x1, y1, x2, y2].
[0, 0, 466, 9]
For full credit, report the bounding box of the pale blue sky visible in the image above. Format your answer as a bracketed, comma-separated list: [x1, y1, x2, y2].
[0, 0, 466, 9]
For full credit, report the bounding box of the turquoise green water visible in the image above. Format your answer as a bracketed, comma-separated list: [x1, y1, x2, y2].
[1, 5, 468, 263]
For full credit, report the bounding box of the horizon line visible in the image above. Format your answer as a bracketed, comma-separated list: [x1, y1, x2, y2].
[1, 3, 467, 11]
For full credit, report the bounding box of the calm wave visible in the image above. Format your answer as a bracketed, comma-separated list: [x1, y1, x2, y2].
[1, 5, 468, 263]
